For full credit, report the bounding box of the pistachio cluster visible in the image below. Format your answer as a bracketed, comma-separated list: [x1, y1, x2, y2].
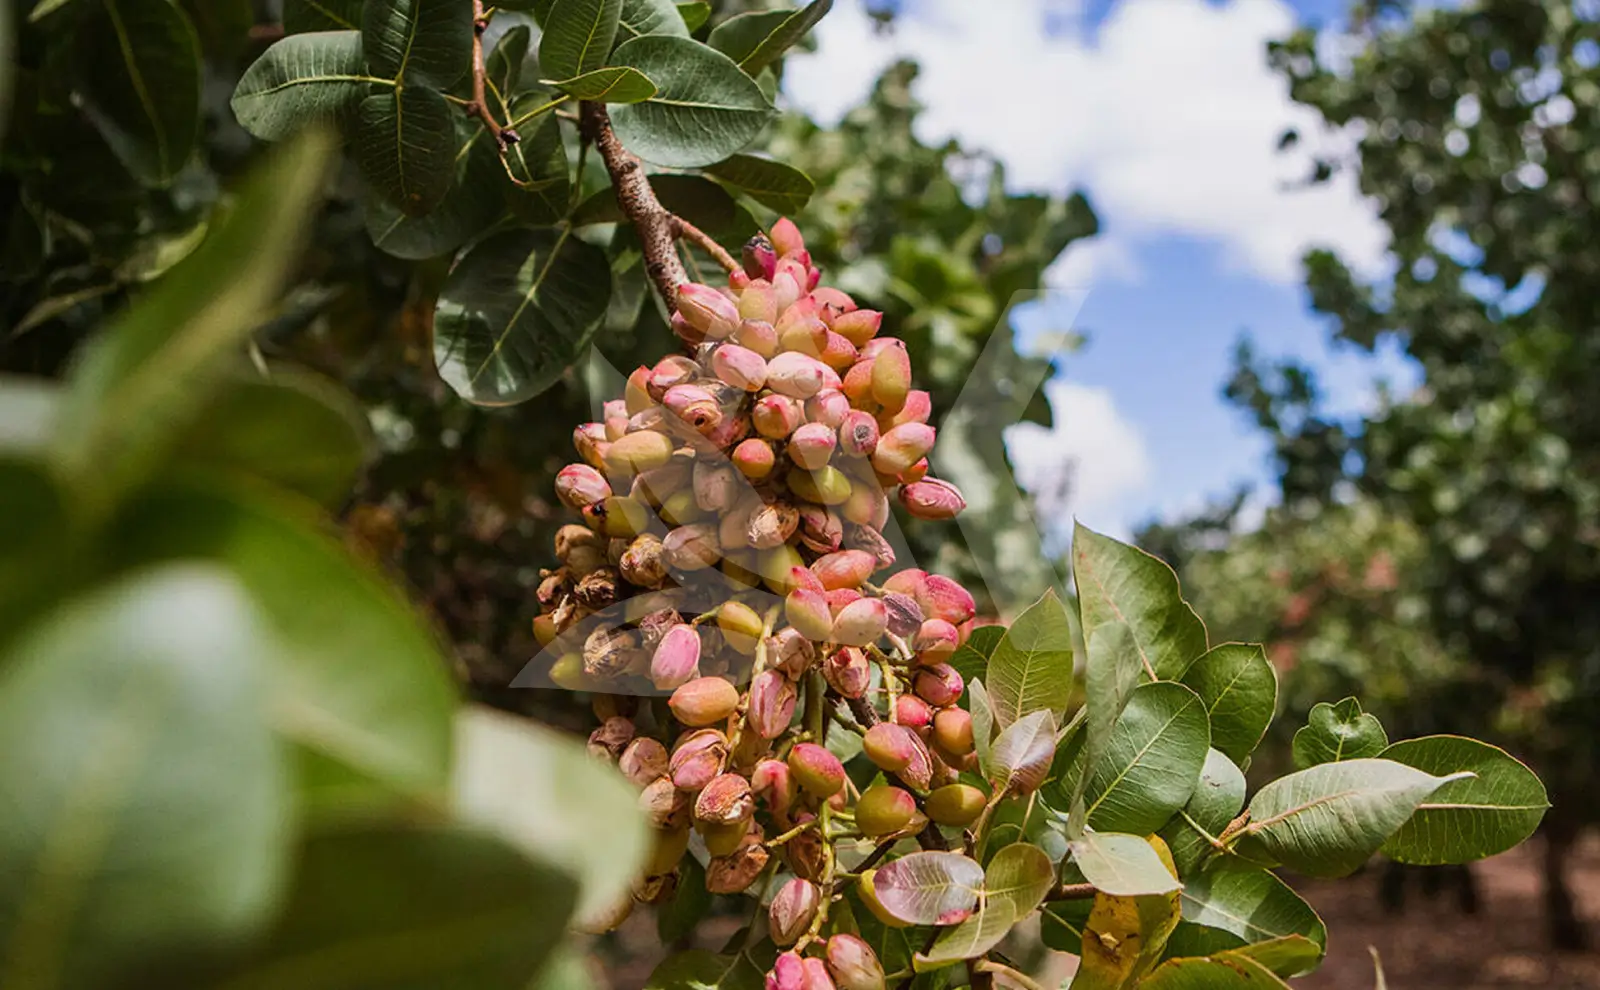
[537, 219, 985, 987]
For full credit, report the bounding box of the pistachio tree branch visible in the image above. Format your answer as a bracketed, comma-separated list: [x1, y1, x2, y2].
[468, 1, 517, 149]
[581, 101, 689, 304]
[673, 216, 741, 274]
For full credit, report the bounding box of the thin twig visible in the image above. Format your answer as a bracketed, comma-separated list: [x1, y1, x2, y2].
[468, 1, 516, 149]
[673, 216, 740, 274]
[1045, 882, 1098, 901]
[581, 102, 688, 303]
[974, 959, 1050, 990]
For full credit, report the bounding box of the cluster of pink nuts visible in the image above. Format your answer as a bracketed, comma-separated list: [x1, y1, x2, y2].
[538, 220, 989, 987]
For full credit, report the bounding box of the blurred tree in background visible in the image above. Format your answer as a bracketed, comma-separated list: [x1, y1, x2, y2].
[1212, 0, 1600, 946]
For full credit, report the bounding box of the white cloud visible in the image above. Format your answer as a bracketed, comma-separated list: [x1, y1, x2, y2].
[783, 0, 1389, 285]
[1004, 381, 1152, 539]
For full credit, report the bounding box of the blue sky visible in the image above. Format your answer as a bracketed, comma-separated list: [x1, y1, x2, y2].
[785, 0, 1413, 538]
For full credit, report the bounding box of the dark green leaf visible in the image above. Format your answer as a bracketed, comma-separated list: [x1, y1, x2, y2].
[75, 0, 202, 185]
[1070, 831, 1182, 897]
[0, 566, 289, 988]
[916, 843, 1052, 968]
[284, 0, 365, 32]
[1159, 748, 1245, 875]
[503, 102, 572, 225]
[1040, 900, 1091, 954]
[1073, 522, 1208, 681]
[706, 0, 831, 75]
[1170, 860, 1326, 967]
[52, 132, 333, 494]
[367, 122, 506, 260]
[871, 850, 984, 926]
[231, 31, 373, 141]
[1291, 697, 1387, 770]
[1379, 735, 1548, 865]
[608, 35, 774, 168]
[486, 24, 531, 96]
[644, 949, 767, 990]
[433, 228, 612, 406]
[453, 706, 650, 928]
[354, 86, 456, 216]
[538, 0, 623, 80]
[618, 0, 688, 40]
[175, 368, 373, 506]
[703, 154, 814, 213]
[573, 174, 737, 232]
[676, 1, 709, 32]
[1071, 681, 1210, 835]
[658, 855, 710, 943]
[216, 823, 578, 990]
[181, 0, 255, 57]
[1241, 758, 1470, 877]
[986, 587, 1074, 730]
[109, 484, 458, 809]
[0, 458, 70, 644]
[1181, 643, 1276, 764]
[362, 0, 473, 87]
[550, 65, 657, 102]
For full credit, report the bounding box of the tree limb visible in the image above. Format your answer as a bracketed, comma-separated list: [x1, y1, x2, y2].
[581, 101, 689, 305]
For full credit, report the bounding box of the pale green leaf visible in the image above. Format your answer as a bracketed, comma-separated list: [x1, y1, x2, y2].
[988, 708, 1057, 796]
[550, 65, 657, 102]
[1379, 735, 1548, 865]
[1070, 831, 1182, 897]
[1078, 619, 1139, 815]
[1181, 643, 1276, 764]
[987, 587, 1074, 730]
[1071, 681, 1210, 836]
[1168, 860, 1326, 967]
[1159, 748, 1245, 875]
[618, 0, 688, 40]
[969, 676, 996, 776]
[1073, 522, 1207, 681]
[1291, 697, 1387, 770]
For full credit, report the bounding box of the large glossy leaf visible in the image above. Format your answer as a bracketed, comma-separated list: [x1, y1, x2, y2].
[284, 0, 365, 32]
[617, 0, 687, 40]
[573, 174, 737, 232]
[214, 823, 577, 990]
[0, 566, 289, 989]
[1379, 735, 1548, 865]
[354, 87, 456, 216]
[1070, 831, 1182, 897]
[871, 850, 984, 926]
[74, 0, 202, 185]
[1078, 619, 1139, 814]
[1072, 837, 1181, 989]
[988, 708, 1056, 795]
[643, 949, 767, 989]
[986, 587, 1074, 730]
[1181, 643, 1276, 764]
[608, 36, 774, 168]
[486, 24, 530, 96]
[917, 843, 1052, 968]
[503, 99, 573, 225]
[433, 228, 612, 406]
[454, 706, 649, 928]
[1169, 860, 1326, 968]
[1071, 681, 1210, 836]
[1241, 758, 1471, 877]
[706, 0, 831, 75]
[538, 0, 622, 80]
[362, 0, 472, 87]
[1073, 522, 1207, 681]
[703, 154, 815, 213]
[367, 122, 505, 259]
[108, 484, 458, 809]
[1138, 954, 1291, 989]
[550, 65, 657, 102]
[174, 368, 373, 506]
[1291, 697, 1387, 770]
[52, 132, 333, 495]
[1159, 748, 1245, 875]
[231, 31, 373, 141]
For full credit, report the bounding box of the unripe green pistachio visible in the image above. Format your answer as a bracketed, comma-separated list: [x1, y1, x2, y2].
[647, 827, 692, 875]
[716, 601, 764, 654]
[862, 722, 920, 772]
[785, 587, 834, 641]
[856, 784, 918, 838]
[925, 784, 986, 827]
[699, 818, 749, 857]
[788, 742, 846, 798]
[787, 465, 852, 506]
[932, 707, 975, 757]
[603, 429, 675, 476]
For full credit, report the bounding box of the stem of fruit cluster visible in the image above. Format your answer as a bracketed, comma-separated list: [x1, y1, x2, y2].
[672, 216, 741, 274]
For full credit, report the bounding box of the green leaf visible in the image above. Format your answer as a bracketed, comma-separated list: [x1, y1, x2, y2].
[968, 676, 995, 775]
[1070, 831, 1182, 897]
[108, 484, 458, 809]
[706, 0, 832, 75]
[503, 104, 573, 225]
[986, 587, 1074, 730]
[214, 823, 578, 990]
[1078, 619, 1140, 816]
[486, 24, 531, 96]
[362, 0, 473, 87]
[916, 843, 1052, 968]
[1216, 936, 1325, 979]
[608, 35, 774, 168]
[644, 949, 767, 989]
[1181, 643, 1276, 764]
[1159, 748, 1245, 875]
[657, 855, 710, 943]
[988, 708, 1056, 796]
[74, 0, 202, 185]
[703, 154, 815, 213]
[174, 368, 373, 506]
[1291, 697, 1387, 770]
[1041, 900, 1091, 955]
[1378, 735, 1548, 865]
[949, 623, 1004, 684]
[676, 1, 709, 32]
[538, 0, 623, 80]
[180, 0, 255, 57]
[1169, 860, 1326, 967]
[52, 131, 334, 494]
[1073, 522, 1208, 681]
[550, 65, 657, 102]
[433, 227, 612, 406]
[1072, 837, 1181, 989]
[284, 0, 365, 32]
[618, 0, 688, 40]
[0, 458, 70, 644]
[574, 174, 738, 234]
[1138, 954, 1292, 989]
[1241, 758, 1472, 878]
[1071, 681, 1210, 836]
[0, 566, 289, 989]
[453, 706, 649, 929]
[232, 32, 373, 141]
[367, 122, 506, 260]
[354, 86, 457, 216]
[870, 850, 984, 926]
